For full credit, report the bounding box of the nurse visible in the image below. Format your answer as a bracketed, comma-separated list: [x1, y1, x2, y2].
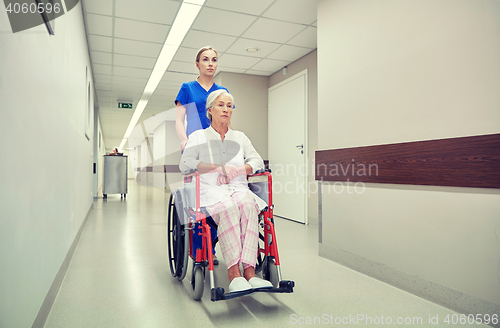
[175, 46, 229, 151]
[175, 46, 228, 264]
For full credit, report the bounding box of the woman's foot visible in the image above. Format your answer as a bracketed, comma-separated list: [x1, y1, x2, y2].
[243, 266, 272, 289]
[228, 265, 253, 292]
[243, 266, 256, 280]
[247, 277, 273, 289]
[228, 277, 253, 292]
[213, 255, 219, 266]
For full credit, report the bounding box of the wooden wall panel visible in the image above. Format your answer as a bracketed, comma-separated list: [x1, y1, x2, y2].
[315, 134, 500, 188]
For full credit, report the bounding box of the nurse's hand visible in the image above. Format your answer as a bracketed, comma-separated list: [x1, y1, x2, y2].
[180, 140, 188, 151]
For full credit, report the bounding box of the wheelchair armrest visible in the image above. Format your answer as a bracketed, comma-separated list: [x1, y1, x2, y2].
[181, 168, 197, 176]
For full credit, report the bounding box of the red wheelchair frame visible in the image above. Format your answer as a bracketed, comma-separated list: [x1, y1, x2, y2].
[168, 169, 294, 301]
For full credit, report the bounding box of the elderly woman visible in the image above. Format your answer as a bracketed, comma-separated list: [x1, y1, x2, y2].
[179, 89, 272, 293]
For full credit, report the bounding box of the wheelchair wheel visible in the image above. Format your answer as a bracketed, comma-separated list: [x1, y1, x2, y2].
[167, 192, 188, 280]
[263, 257, 279, 288]
[192, 265, 204, 301]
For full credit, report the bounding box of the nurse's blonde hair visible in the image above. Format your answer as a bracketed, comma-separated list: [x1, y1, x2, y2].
[196, 46, 217, 63]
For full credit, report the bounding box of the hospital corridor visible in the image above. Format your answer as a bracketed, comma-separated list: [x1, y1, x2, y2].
[1, 0, 499, 327]
[39, 183, 492, 328]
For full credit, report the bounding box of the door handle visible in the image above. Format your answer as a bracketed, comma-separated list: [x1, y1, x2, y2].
[296, 144, 304, 154]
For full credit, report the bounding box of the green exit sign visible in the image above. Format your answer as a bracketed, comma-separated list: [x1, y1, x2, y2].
[118, 103, 133, 109]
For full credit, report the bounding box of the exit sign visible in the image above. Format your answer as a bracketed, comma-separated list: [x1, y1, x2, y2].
[118, 103, 133, 109]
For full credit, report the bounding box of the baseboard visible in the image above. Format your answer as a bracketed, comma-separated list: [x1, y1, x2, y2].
[31, 204, 93, 328]
[319, 244, 500, 328]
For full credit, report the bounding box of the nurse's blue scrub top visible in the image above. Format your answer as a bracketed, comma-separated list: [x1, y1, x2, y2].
[175, 81, 229, 137]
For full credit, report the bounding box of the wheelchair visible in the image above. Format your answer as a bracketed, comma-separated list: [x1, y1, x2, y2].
[167, 169, 295, 301]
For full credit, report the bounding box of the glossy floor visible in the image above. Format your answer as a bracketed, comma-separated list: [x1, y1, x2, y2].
[45, 181, 488, 328]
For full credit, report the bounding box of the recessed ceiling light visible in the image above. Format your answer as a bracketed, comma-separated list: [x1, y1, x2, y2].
[246, 47, 260, 53]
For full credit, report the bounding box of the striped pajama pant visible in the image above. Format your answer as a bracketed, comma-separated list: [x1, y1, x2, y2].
[206, 191, 259, 270]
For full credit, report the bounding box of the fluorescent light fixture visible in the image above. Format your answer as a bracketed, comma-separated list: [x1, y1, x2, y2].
[143, 70, 168, 96]
[124, 99, 148, 138]
[154, 44, 179, 71]
[184, 0, 205, 5]
[164, 3, 203, 46]
[117, 0, 205, 152]
[118, 138, 128, 151]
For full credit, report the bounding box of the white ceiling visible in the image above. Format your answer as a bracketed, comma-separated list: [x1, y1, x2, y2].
[82, 0, 317, 149]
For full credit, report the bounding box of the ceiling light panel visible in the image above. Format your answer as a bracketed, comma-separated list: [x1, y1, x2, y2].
[154, 44, 179, 71]
[286, 26, 317, 49]
[216, 66, 246, 74]
[112, 75, 149, 82]
[156, 79, 186, 90]
[95, 84, 112, 91]
[96, 90, 112, 98]
[267, 44, 313, 62]
[184, 0, 206, 6]
[244, 70, 273, 76]
[218, 53, 261, 69]
[110, 93, 143, 101]
[167, 61, 199, 74]
[225, 38, 281, 58]
[88, 35, 113, 52]
[94, 76, 113, 84]
[172, 46, 199, 63]
[143, 70, 167, 96]
[242, 18, 306, 43]
[113, 67, 152, 79]
[114, 39, 163, 58]
[148, 93, 174, 102]
[204, 0, 274, 16]
[113, 54, 156, 70]
[250, 58, 289, 72]
[161, 71, 197, 84]
[93, 64, 113, 75]
[114, 18, 171, 44]
[191, 7, 258, 36]
[83, 0, 113, 15]
[111, 84, 145, 93]
[91, 51, 113, 65]
[163, 3, 203, 46]
[86, 14, 113, 36]
[262, 0, 317, 25]
[115, 0, 181, 25]
[181, 30, 237, 52]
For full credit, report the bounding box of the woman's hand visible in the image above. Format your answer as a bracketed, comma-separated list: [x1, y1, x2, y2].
[216, 165, 239, 180]
[217, 174, 230, 186]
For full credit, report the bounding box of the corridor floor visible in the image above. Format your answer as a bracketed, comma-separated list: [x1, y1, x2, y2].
[44, 180, 488, 328]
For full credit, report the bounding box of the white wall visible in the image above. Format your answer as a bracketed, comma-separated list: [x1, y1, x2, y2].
[0, 4, 95, 327]
[139, 137, 154, 186]
[94, 111, 106, 196]
[317, 0, 500, 309]
[153, 122, 167, 189]
[214, 72, 268, 158]
[269, 50, 318, 226]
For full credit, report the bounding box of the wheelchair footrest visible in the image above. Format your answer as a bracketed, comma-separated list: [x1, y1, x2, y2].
[211, 280, 294, 301]
[255, 280, 295, 294]
[211, 287, 257, 302]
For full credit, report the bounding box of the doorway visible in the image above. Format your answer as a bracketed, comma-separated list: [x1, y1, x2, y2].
[268, 69, 308, 224]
